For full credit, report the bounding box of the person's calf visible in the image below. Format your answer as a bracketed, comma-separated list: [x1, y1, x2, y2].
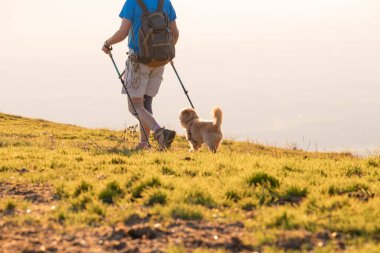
[128, 97, 158, 130]
[144, 95, 153, 115]
[139, 123, 150, 143]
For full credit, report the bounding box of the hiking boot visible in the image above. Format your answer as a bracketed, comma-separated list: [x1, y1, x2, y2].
[154, 128, 176, 150]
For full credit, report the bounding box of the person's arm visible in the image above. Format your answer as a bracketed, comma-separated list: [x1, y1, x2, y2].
[102, 19, 132, 54]
[170, 20, 179, 45]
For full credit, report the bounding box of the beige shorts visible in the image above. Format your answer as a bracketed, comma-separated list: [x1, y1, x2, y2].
[122, 56, 165, 98]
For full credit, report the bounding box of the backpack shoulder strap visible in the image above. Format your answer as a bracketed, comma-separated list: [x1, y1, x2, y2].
[136, 0, 149, 15]
[157, 0, 164, 12]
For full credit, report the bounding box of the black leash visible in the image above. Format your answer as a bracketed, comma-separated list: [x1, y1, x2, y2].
[170, 61, 195, 109]
[109, 53, 150, 147]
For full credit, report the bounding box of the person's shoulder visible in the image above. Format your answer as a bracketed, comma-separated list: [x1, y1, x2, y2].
[120, 0, 138, 20]
[125, 0, 138, 9]
[164, 0, 175, 10]
[127, 0, 137, 7]
[168, 0, 175, 5]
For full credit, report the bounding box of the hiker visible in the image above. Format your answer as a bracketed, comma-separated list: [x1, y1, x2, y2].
[102, 0, 179, 150]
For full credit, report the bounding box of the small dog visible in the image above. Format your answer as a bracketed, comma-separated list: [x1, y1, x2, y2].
[179, 107, 223, 153]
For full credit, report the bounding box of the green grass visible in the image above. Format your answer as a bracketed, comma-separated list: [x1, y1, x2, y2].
[144, 189, 167, 206]
[247, 172, 280, 189]
[131, 177, 162, 199]
[170, 205, 204, 220]
[184, 190, 215, 208]
[1, 112, 380, 251]
[73, 181, 93, 197]
[99, 181, 124, 204]
[4, 201, 16, 214]
[279, 185, 309, 204]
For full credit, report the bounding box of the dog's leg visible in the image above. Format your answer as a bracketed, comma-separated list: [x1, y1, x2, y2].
[212, 136, 223, 153]
[190, 141, 202, 151]
[205, 137, 219, 153]
[188, 141, 195, 152]
[209, 146, 217, 153]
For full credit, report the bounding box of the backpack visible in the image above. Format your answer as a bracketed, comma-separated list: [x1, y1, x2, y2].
[136, 0, 175, 67]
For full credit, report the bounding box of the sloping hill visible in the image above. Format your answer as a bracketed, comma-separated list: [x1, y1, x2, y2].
[0, 113, 379, 252]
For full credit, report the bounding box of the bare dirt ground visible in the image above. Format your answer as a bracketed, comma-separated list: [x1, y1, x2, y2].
[0, 220, 254, 253]
[0, 182, 254, 253]
[0, 181, 349, 252]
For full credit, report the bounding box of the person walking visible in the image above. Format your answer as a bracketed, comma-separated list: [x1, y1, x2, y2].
[102, 0, 179, 150]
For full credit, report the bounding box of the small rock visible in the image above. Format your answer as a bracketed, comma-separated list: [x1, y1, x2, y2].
[112, 241, 127, 250]
[46, 247, 58, 252]
[337, 240, 346, 250]
[97, 175, 108, 180]
[17, 168, 29, 175]
[110, 229, 127, 240]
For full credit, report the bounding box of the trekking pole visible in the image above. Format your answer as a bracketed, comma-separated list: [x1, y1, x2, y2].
[109, 53, 150, 147]
[170, 61, 195, 109]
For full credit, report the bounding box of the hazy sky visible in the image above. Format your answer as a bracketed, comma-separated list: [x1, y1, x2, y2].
[1, 0, 379, 153]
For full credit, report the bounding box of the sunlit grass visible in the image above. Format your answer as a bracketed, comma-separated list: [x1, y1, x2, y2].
[0, 113, 380, 251]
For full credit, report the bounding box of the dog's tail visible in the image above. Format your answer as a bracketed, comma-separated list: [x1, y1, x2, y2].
[212, 107, 223, 128]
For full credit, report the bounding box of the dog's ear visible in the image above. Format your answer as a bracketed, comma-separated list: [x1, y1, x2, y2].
[179, 109, 187, 121]
[189, 109, 198, 117]
[180, 108, 194, 126]
[189, 109, 198, 119]
[180, 108, 190, 117]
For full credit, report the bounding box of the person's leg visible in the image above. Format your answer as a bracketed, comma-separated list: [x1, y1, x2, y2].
[138, 95, 154, 146]
[146, 66, 176, 150]
[124, 58, 161, 149]
[144, 95, 153, 114]
[128, 97, 160, 138]
[125, 59, 175, 150]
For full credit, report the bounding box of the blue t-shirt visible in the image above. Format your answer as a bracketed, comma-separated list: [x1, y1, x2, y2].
[119, 0, 177, 53]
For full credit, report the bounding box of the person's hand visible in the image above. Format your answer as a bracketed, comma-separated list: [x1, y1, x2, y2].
[102, 41, 112, 55]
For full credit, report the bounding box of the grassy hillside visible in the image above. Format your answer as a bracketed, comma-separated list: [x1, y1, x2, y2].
[0, 113, 379, 252]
